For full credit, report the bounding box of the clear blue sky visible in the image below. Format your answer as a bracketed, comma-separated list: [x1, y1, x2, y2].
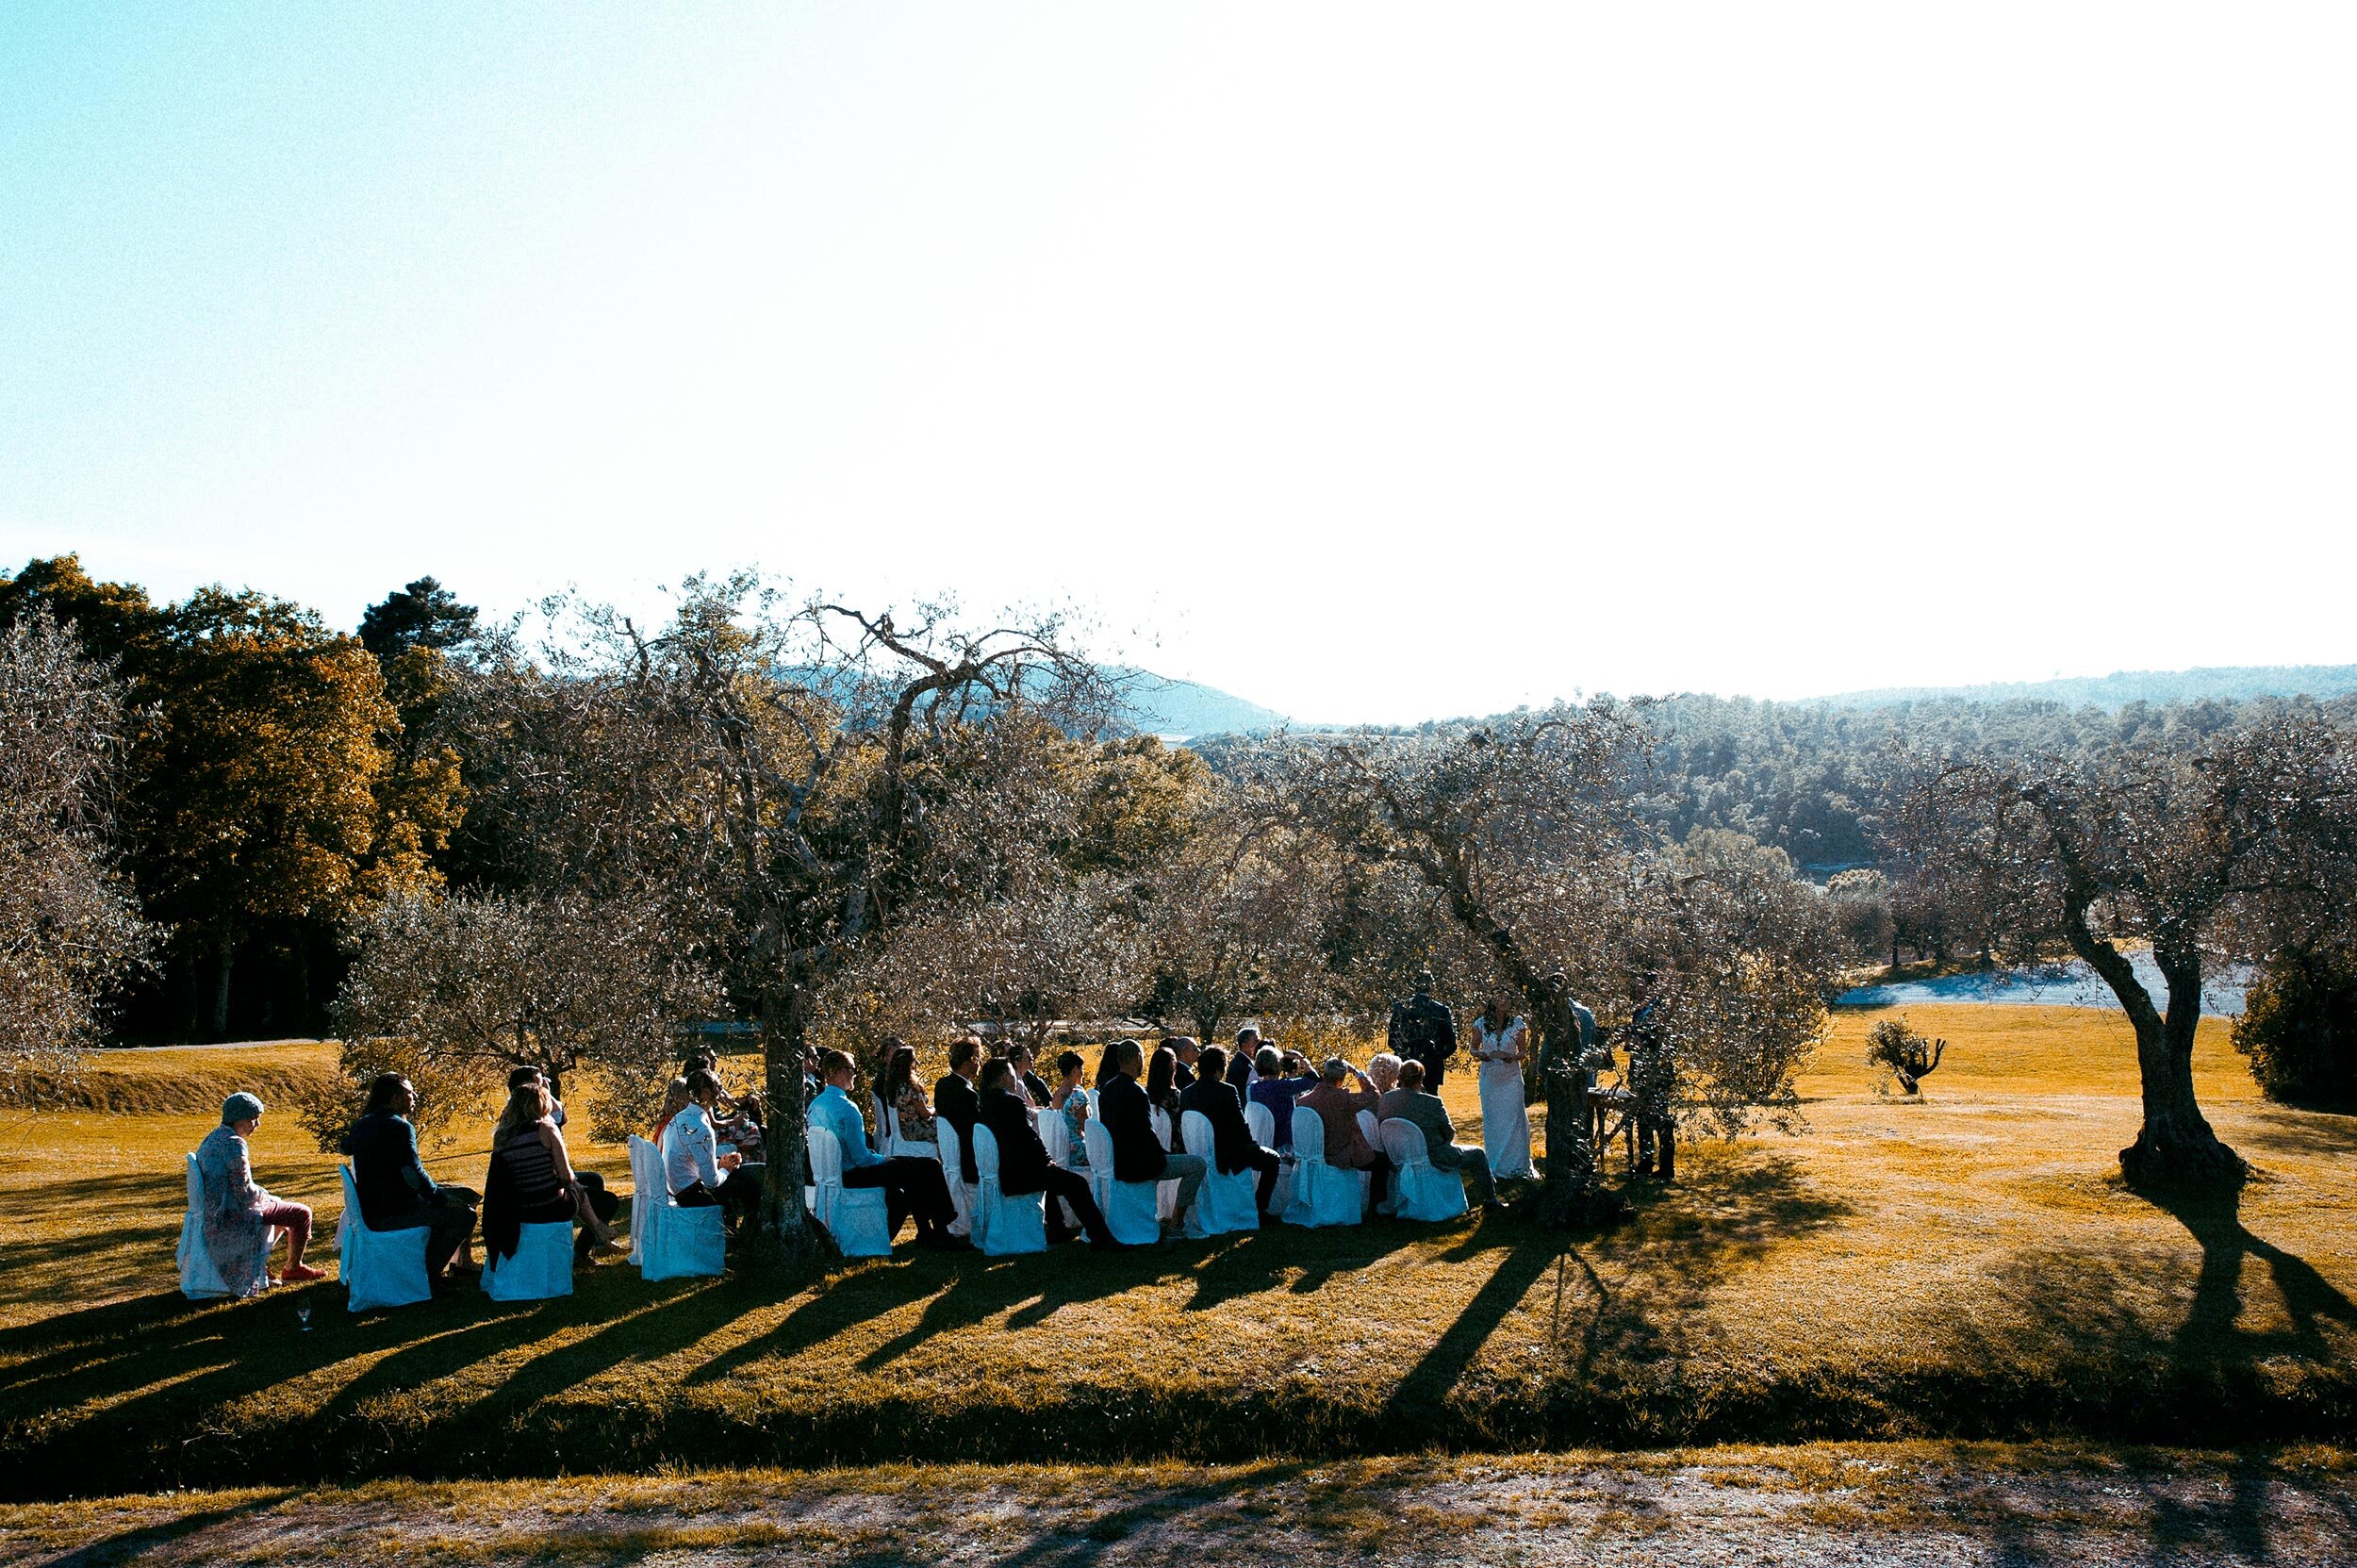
[6, 5, 2354, 721]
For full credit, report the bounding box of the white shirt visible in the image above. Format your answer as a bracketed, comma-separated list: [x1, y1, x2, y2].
[664, 1101, 725, 1196]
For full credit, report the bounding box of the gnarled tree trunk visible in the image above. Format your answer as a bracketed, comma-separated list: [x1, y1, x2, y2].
[2064, 907, 2243, 1185]
[750, 980, 837, 1271]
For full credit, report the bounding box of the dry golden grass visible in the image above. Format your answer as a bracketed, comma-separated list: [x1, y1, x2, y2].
[1, 1006, 2352, 1500]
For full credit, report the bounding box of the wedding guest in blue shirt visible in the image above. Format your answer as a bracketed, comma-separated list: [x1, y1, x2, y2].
[809, 1049, 964, 1251]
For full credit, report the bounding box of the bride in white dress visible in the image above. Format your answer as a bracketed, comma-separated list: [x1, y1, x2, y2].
[1470, 997, 1534, 1180]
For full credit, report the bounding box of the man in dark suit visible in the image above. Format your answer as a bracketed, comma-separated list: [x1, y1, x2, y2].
[976, 1060, 1124, 1249]
[1097, 1040, 1207, 1231]
[1166, 1035, 1201, 1092]
[1376, 1058, 1502, 1210]
[933, 1035, 983, 1185]
[1177, 1045, 1283, 1218]
[1387, 969, 1459, 1092]
[1005, 1043, 1053, 1110]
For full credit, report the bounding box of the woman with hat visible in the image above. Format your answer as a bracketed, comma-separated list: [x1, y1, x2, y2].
[194, 1091, 323, 1296]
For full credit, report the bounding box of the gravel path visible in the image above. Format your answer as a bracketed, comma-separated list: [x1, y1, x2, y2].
[5, 1446, 2351, 1566]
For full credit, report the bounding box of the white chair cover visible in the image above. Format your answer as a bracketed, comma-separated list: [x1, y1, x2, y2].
[177, 1154, 282, 1300]
[1180, 1109, 1259, 1238]
[934, 1119, 976, 1240]
[1282, 1106, 1367, 1228]
[1357, 1108, 1380, 1147]
[337, 1165, 433, 1312]
[1039, 1111, 1074, 1168]
[1379, 1118, 1470, 1222]
[972, 1124, 1047, 1256]
[631, 1133, 726, 1281]
[1240, 1102, 1294, 1215]
[1147, 1107, 1180, 1219]
[1081, 1119, 1161, 1246]
[805, 1122, 894, 1258]
[481, 1219, 573, 1301]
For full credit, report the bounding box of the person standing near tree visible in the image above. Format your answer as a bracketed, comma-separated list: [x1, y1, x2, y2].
[1470, 997, 1534, 1179]
[1387, 969, 1459, 1093]
[1627, 972, 1676, 1181]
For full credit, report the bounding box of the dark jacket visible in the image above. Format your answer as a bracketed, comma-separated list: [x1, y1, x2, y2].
[977, 1085, 1053, 1196]
[1178, 1077, 1260, 1176]
[1020, 1069, 1053, 1109]
[1096, 1074, 1169, 1183]
[934, 1072, 981, 1183]
[1173, 1060, 1197, 1092]
[340, 1112, 437, 1229]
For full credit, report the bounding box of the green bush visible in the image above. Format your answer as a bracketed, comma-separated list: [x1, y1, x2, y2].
[2234, 956, 2357, 1108]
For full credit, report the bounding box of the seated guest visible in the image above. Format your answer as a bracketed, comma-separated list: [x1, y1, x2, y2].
[1008, 1044, 1052, 1110]
[808, 1049, 964, 1250]
[1050, 1050, 1089, 1111]
[935, 1036, 984, 1184]
[1233, 1028, 1262, 1090]
[484, 1081, 626, 1265]
[1298, 1056, 1393, 1208]
[1178, 1045, 1284, 1219]
[1368, 1052, 1403, 1098]
[651, 1077, 690, 1147]
[716, 1090, 767, 1164]
[509, 1065, 619, 1241]
[342, 1072, 480, 1281]
[1145, 1044, 1186, 1153]
[975, 1059, 1125, 1249]
[668, 1069, 762, 1230]
[1058, 1060, 1092, 1169]
[195, 1092, 322, 1295]
[1248, 1048, 1320, 1152]
[1165, 1035, 1201, 1091]
[1225, 1038, 1255, 1101]
[1098, 1039, 1208, 1233]
[1378, 1059, 1504, 1212]
[879, 1041, 935, 1149]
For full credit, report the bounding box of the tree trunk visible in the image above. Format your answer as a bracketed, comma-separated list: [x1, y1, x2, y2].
[747, 980, 838, 1273]
[2063, 913, 2243, 1186]
[208, 938, 236, 1041]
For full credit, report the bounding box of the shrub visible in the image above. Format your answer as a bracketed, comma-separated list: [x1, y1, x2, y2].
[1865, 1015, 1944, 1096]
[2233, 955, 2357, 1108]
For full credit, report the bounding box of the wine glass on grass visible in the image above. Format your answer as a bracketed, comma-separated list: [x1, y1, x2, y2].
[296, 1299, 313, 1332]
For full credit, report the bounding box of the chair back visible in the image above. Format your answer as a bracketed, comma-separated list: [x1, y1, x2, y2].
[1149, 1106, 1172, 1149]
[1082, 1117, 1114, 1173]
[805, 1122, 845, 1185]
[1180, 1109, 1216, 1160]
[1291, 1105, 1327, 1166]
[1379, 1117, 1433, 1169]
[973, 1123, 1003, 1182]
[1039, 1109, 1073, 1167]
[1244, 1100, 1276, 1147]
[937, 1118, 965, 1180]
[186, 1153, 206, 1212]
[872, 1093, 895, 1154]
[1357, 1108, 1379, 1146]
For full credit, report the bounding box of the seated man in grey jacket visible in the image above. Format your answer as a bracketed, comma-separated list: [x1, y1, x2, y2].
[1375, 1059, 1503, 1211]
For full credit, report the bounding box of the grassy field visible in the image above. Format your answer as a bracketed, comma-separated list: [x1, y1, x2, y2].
[2, 1005, 2352, 1501]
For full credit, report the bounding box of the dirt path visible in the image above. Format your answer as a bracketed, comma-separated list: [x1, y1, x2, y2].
[5, 1445, 2350, 1567]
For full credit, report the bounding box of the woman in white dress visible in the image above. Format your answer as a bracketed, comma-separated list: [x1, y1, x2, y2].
[1470, 998, 1534, 1179]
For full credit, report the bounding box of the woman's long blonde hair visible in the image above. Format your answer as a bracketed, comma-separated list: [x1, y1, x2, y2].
[493, 1082, 552, 1150]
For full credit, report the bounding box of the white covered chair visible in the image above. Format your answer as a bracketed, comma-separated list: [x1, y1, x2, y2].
[1242, 1101, 1294, 1217]
[481, 1219, 573, 1302]
[1379, 1118, 1470, 1223]
[177, 1154, 282, 1301]
[935, 1118, 977, 1240]
[337, 1165, 432, 1312]
[972, 1125, 1047, 1256]
[1282, 1106, 1368, 1228]
[1179, 1109, 1259, 1238]
[1357, 1108, 1380, 1147]
[1038, 1110, 1075, 1168]
[630, 1133, 726, 1281]
[1081, 1119, 1162, 1246]
[805, 1122, 895, 1258]
[1148, 1107, 1180, 1220]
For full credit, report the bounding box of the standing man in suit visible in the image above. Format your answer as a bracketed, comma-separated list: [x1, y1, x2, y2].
[1166, 1036, 1201, 1092]
[934, 1036, 983, 1185]
[976, 1060, 1125, 1249]
[1097, 1039, 1208, 1233]
[1387, 969, 1459, 1093]
[1177, 1045, 1283, 1219]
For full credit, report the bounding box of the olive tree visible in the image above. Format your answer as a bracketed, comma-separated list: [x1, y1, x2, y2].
[310, 890, 720, 1149]
[0, 611, 151, 1096]
[1886, 714, 2357, 1184]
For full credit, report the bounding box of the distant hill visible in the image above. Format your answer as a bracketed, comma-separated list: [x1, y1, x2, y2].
[1812, 664, 2357, 711]
[1111, 668, 1288, 738]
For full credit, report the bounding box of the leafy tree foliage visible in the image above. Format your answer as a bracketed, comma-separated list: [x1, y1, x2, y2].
[0, 611, 151, 1095]
[2233, 952, 2357, 1109]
